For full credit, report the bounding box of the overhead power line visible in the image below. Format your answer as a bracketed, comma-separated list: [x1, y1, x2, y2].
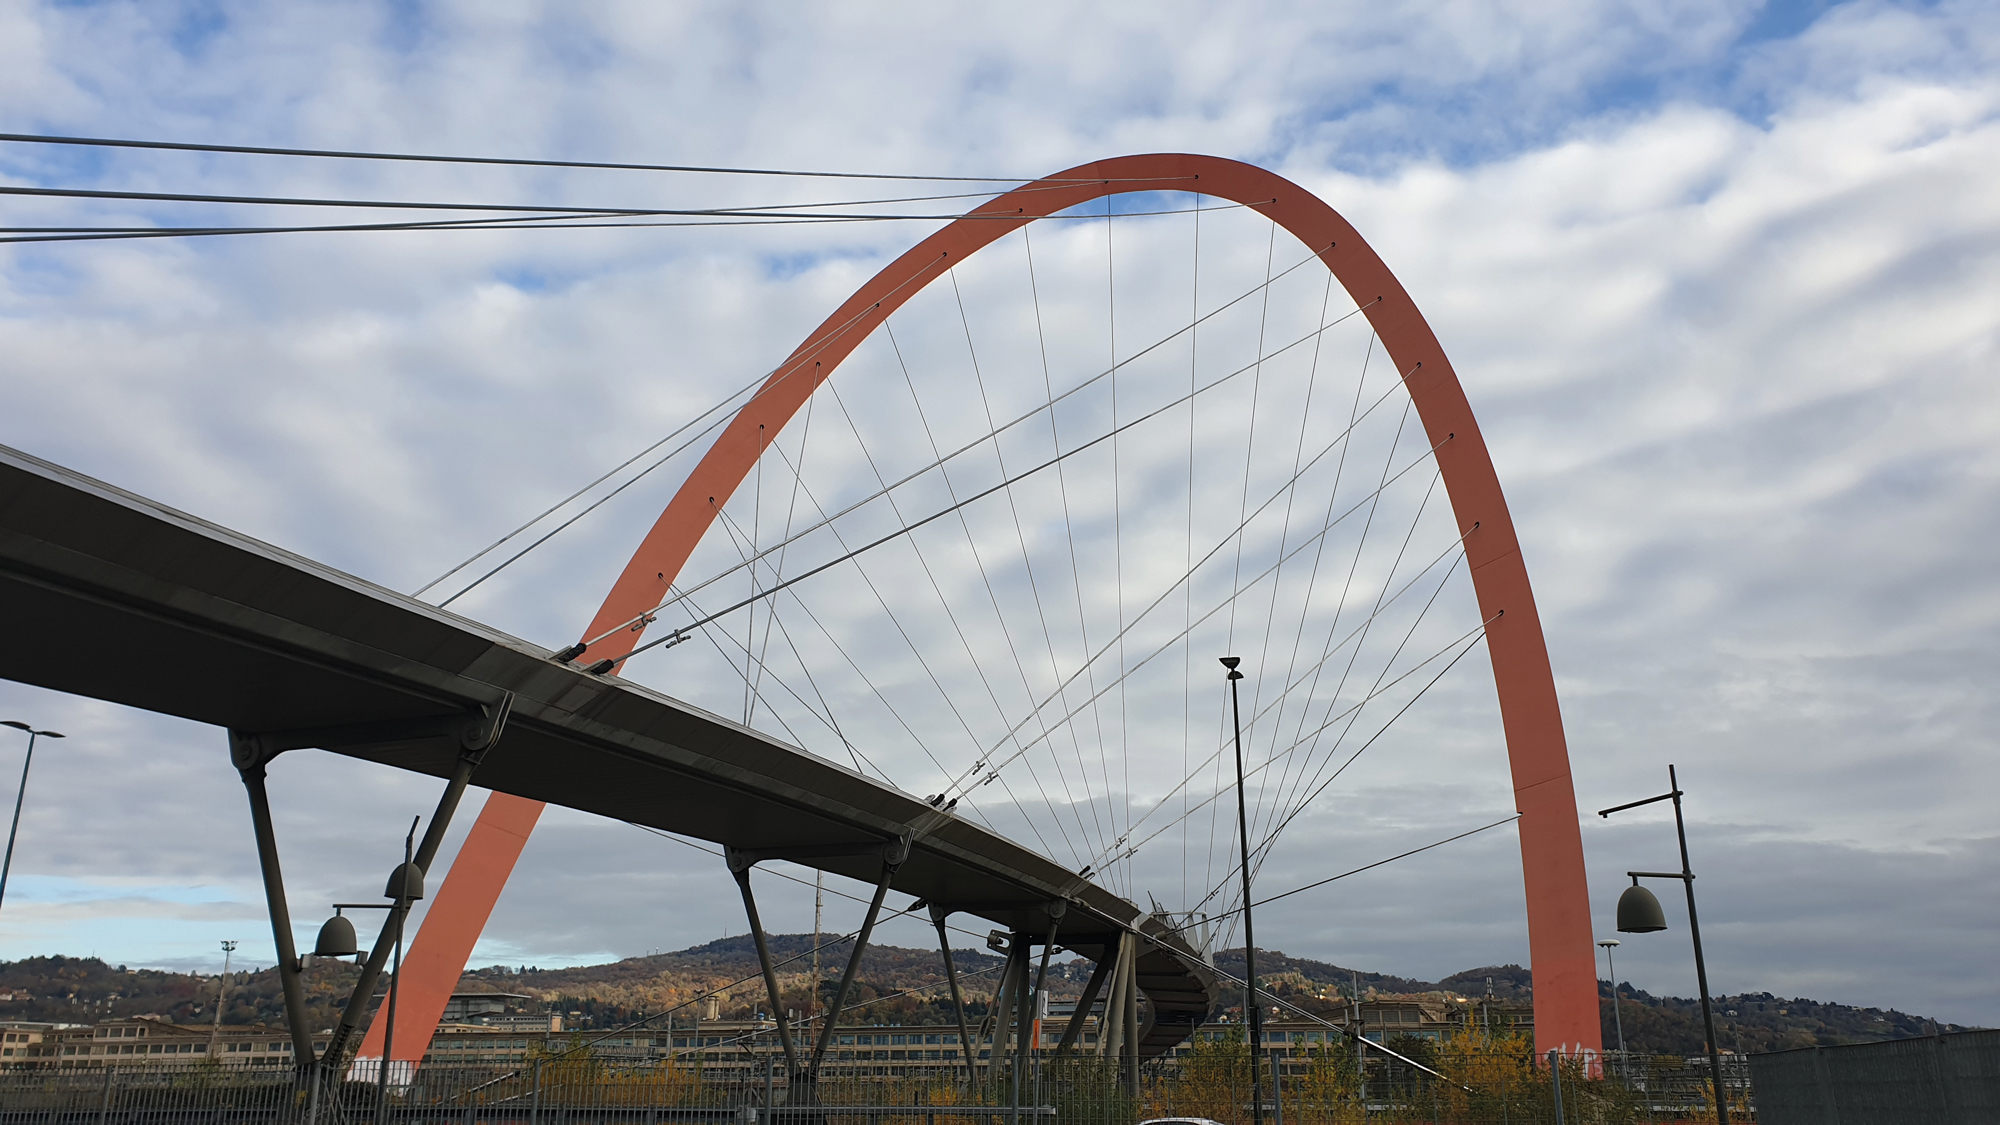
[0, 131, 1103, 183]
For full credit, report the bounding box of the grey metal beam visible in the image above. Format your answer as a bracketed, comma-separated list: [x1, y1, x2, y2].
[230, 733, 315, 1066]
[930, 905, 976, 1086]
[807, 839, 907, 1080]
[1053, 942, 1113, 1058]
[727, 850, 801, 1077]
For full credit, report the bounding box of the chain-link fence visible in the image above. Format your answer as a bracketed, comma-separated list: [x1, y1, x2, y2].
[0, 1045, 1755, 1125]
[1746, 1029, 1999, 1125]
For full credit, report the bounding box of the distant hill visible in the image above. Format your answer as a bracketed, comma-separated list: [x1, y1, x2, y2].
[1206, 947, 1979, 1053]
[0, 940, 1978, 1054]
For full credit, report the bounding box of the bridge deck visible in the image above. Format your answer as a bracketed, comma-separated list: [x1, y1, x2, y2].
[0, 444, 1214, 1055]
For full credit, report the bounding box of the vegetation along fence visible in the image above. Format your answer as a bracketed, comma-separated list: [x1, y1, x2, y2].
[0, 1031, 1756, 1124]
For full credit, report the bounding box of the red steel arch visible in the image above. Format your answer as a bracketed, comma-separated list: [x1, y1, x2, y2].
[371, 154, 1602, 1067]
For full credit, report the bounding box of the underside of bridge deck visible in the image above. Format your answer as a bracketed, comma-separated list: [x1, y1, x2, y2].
[0, 442, 1217, 1064]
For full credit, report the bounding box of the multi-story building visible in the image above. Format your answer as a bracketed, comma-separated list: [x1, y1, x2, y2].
[2, 1017, 322, 1067]
[0, 1022, 58, 1063]
[4, 996, 1535, 1077]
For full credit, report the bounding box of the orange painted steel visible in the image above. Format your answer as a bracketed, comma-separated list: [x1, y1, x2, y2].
[372, 154, 1602, 1068]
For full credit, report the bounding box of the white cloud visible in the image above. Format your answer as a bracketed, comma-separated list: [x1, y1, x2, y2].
[1, 0, 1996, 1028]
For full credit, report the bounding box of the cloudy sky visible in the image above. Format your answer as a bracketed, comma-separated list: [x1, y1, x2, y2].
[1, 0, 1996, 1029]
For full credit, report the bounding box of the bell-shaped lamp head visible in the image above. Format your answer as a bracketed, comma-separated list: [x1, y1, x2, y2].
[385, 862, 425, 901]
[313, 914, 360, 958]
[1616, 882, 1668, 933]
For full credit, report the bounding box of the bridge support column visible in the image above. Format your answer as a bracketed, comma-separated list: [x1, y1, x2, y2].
[1121, 933, 1140, 1098]
[313, 696, 513, 1068]
[928, 905, 976, 1087]
[982, 936, 1024, 1086]
[228, 731, 317, 1068]
[1051, 943, 1114, 1059]
[725, 848, 802, 1079]
[806, 838, 909, 1084]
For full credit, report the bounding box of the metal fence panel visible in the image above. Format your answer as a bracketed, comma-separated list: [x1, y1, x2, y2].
[1748, 1029, 2000, 1125]
[3, 1048, 1765, 1125]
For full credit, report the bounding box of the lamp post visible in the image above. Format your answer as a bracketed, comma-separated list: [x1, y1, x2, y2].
[1221, 656, 1265, 1125]
[210, 940, 239, 1055]
[1598, 765, 1727, 1125]
[378, 818, 423, 1125]
[0, 721, 64, 916]
[1597, 939, 1627, 1084]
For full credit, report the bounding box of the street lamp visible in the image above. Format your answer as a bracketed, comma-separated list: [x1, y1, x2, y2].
[1597, 939, 1627, 1083]
[1221, 656, 1266, 1125]
[1598, 765, 1727, 1125]
[0, 721, 64, 916]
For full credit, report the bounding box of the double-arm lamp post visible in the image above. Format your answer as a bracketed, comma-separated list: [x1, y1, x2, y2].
[1598, 765, 1728, 1125]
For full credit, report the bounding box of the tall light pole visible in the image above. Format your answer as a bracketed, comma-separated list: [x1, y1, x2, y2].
[210, 940, 239, 1053]
[1597, 939, 1627, 1083]
[1599, 764, 1727, 1125]
[1221, 656, 1265, 1125]
[0, 721, 64, 915]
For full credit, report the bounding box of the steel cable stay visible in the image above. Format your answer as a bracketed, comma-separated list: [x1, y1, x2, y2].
[1240, 270, 1336, 692]
[562, 244, 1351, 652]
[431, 292, 942, 609]
[1198, 624, 1496, 937]
[429, 242, 973, 607]
[883, 315, 1113, 867]
[810, 375, 1082, 854]
[1121, 576, 1485, 913]
[950, 512, 1470, 857]
[1246, 479, 1467, 872]
[1252, 480, 1454, 861]
[1167, 812, 1524, 943]
[1241, 268, 1341, 833]
[590, 313, 1404, 680]
[1224, 549, 1473, 922]
[636, 393, 1447, 864]
[1104, 198, 1134, 898]
[666, 559, 882, 782]
[1236, 610, 1499, 901]
[1224, 223, 1282, 653]
[414, 367, 766, 598]
[672, 216, 1444, 901]
[1079, 608, 1494, 881]
[747, 394, 817, 732]
[746, 417, 1073, 864]
[704, 507, 876, 777]
[1246, 460, 1440, 853]
[1255, 331, 1381, 838]
[1020, 224, 1121, 894]
[1186, 204, 1203, 910]
[929, 423, 1452, 806]
[944, 272, 1118, 869]
[813, 377, 1089, 868]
